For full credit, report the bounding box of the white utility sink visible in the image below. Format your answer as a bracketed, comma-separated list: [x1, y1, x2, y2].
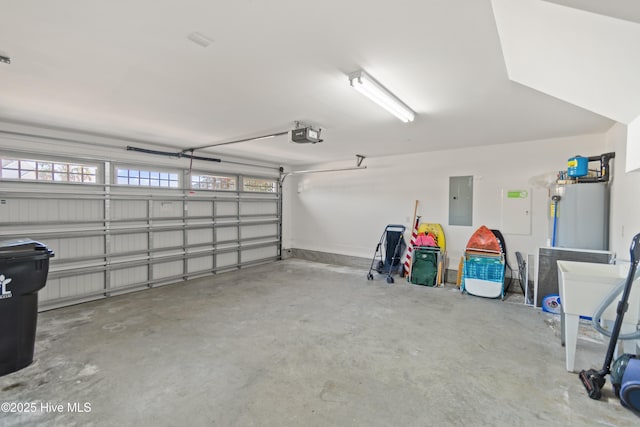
[557, 260, 640, 372]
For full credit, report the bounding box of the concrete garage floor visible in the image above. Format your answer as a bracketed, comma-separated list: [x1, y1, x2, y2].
[1, 259, 638, 426]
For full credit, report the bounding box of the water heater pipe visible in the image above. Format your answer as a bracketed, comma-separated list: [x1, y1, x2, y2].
[551, 195, 561, 247]
[576, 152, 616, 183]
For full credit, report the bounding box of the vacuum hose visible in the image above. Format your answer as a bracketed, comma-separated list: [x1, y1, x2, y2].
[591, 265, 640, 340]
[579, 233, 640, 401]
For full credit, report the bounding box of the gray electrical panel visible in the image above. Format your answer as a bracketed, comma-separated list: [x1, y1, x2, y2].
[449, 176, 473, 226]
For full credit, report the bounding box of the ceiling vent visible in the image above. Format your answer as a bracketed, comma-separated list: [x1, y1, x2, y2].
[187, 32, 213, 47]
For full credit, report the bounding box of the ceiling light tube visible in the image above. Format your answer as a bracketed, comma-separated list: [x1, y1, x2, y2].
[349, 70, 415, 123]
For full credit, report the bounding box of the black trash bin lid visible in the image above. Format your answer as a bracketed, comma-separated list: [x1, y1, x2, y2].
[0, 239, 53, 259]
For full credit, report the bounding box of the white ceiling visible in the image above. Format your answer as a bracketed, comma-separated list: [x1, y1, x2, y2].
[0, 0, 634, 166]
[494, 0, 640, 124]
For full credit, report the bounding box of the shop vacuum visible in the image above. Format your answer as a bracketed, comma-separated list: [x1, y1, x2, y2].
[579, 233, 640, 413]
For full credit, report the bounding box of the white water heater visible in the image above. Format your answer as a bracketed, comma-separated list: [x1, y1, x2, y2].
[550, 182, 609, 250]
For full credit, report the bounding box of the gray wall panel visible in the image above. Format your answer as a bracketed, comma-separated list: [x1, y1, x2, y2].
[216, 227, 238, 242]
[111, 266, 148, 289]
[111, 233, 148, 253]
[187, 228, 213, 245]
[153, 260, 183, 279]
[241, 246, 278, 263]
[152, 230, 183, 248]
[240, 201, 277, 215]
[111, 200, 147, 220]
[187, 256, 213, 273]
[151, 200, 182, 218]
[215, 202, 238, 216]
[216, 252, 238, 268]
[43, 236, 105, 261]
[186, 201, 213, 217]
[241, 224, 277, 239]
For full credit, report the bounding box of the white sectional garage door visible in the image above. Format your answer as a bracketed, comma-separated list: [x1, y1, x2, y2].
[0, 159, 281, 310]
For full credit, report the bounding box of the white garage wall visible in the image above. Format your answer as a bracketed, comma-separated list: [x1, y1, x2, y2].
[607, 123, 640, 260]
[287, 133, 608, 271]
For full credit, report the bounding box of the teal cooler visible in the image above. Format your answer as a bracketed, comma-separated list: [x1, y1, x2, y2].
[0, 239, 54, 376]
[567, 156, 588, 177]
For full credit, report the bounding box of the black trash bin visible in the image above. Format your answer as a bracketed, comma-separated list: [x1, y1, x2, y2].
[0, 239, 54, 376]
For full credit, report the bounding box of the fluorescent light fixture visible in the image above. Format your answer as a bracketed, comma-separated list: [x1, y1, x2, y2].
[348, 70, 415, 123]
